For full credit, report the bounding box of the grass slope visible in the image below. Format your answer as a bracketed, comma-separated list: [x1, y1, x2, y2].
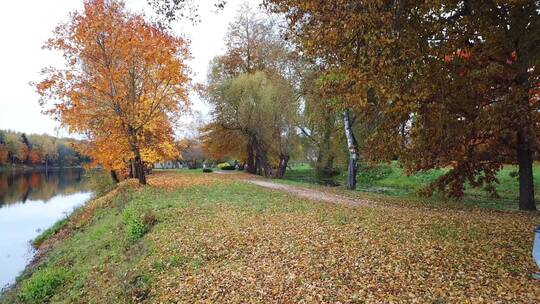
[1, 170, 539, 303]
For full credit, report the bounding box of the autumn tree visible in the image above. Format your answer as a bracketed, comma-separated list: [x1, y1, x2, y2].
[28, 134, 58, 171]
[36, 0, 190, 185]
[204, 71, 298, 177]
[297, 69, 343, 185]
[202, 5, 300, 177]
[392, 0, 540, 211]
[200, 122, 246, 162]
[218, 4, 287, 77]
[179, 138, 206, 169]
[0, 130, 8, 166]
[4, 132, 25, 165]
[264, 0, 385, 190]
[266, 0, 540, 210]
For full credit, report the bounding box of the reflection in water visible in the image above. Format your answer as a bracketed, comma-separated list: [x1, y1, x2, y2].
[0, 169, 92, 290]
[0, 169, 89, 206]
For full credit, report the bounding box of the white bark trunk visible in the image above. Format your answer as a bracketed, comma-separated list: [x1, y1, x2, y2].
[343, 109, 358, 190]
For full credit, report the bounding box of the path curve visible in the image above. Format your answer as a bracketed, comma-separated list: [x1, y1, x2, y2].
[247, 180, 378, 208]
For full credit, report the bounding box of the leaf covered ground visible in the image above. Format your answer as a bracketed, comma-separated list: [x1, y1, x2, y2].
[2, 170, 539, 303]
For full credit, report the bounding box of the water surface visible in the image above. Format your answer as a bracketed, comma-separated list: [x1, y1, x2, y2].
[0, 169, 91, 289]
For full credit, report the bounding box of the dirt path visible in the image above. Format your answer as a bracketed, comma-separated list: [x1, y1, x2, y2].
[247, 180, 378, 208]
[214, 170, 238, 174]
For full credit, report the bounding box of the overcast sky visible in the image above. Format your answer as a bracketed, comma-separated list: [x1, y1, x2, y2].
[0, 0, 261, 137]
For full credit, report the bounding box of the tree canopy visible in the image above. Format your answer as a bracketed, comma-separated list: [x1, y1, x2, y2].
[36, 0, 191, 184]
[265, 0, 540, 210]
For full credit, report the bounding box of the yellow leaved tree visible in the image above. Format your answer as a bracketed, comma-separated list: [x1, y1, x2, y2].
[36, 0, 190, 184]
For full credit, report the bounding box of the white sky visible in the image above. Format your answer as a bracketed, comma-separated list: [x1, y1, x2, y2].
[0, 0, 261, 138]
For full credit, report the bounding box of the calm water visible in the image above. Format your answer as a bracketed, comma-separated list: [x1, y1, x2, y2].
[0, 169, 92, 289]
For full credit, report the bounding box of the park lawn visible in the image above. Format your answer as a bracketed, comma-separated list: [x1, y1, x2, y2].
[281, 162, 540, 210]
[2, 170, 539, 303]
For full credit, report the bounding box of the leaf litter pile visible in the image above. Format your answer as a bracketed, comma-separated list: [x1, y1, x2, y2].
[5, 171, 539, 303]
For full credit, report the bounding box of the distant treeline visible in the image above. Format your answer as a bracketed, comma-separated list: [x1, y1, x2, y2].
[0, 129, 90, 168]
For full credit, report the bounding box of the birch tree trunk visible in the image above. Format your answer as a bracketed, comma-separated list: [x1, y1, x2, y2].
[343, 109, 358, 190]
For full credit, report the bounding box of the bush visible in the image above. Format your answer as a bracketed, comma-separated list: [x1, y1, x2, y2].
[217, 162, 236, 170]
[123, 206, 158, 243]
[314, 165, 340, 186]
[356, 163, 393, 185]
[217, 162, 230, 169]
[202, 168, 213, 173]
[84, 169, 116, 197]
[18, 268, 67, 303]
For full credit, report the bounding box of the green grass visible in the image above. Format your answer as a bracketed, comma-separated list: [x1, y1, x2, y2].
[32, 218, 69, 248]
[282, 162, 540, 210]
[17, 268, 67, 303]
[122, 205, 158, 243]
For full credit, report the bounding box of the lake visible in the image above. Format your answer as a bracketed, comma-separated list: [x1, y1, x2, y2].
[0, 168, 92, 290]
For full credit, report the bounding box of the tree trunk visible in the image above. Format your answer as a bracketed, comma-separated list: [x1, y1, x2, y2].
[127, 127, 146, 185]
[343, 109, 358, 190]
[110, 170, 119, 183]
[133, 155, 146, 185]
[132, 153, 146, 185]
[129, 159, 135, 178]
[514, 65, 536, 211]
[246, 138, 256, 174]
[255, 145, 271, 177]
[275, 154, 289, 178]
[517, 131, 536, 211]
[315, 116, 337, 185]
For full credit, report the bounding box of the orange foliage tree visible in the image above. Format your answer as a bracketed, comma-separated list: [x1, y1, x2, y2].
[36, 0, 190, 184]
[267, 0, 540, 210]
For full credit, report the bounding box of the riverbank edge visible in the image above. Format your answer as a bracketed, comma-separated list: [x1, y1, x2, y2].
[0, 179, 139, 302]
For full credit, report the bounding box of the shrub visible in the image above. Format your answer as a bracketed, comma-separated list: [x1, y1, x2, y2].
[314, 165, 340, 186]
[18, 268, 67, 303]
[217, 162, 230, 169]
[356, 163, 393, 185]
[202, 168, 213, 173]
[123, 206, 158, 242]
[217, 162, 235, 170]
[84, 169, 116, 197]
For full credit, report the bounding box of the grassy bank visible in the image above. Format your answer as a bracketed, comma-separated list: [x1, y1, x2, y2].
[281, 162, 540, 210]
[1, 170, 538, 303]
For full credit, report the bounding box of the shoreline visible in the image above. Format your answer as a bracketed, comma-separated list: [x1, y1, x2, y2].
[0, 187, 101, 301]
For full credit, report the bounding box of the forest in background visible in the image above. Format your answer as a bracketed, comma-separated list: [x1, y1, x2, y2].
[0, 129, 89, 169]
